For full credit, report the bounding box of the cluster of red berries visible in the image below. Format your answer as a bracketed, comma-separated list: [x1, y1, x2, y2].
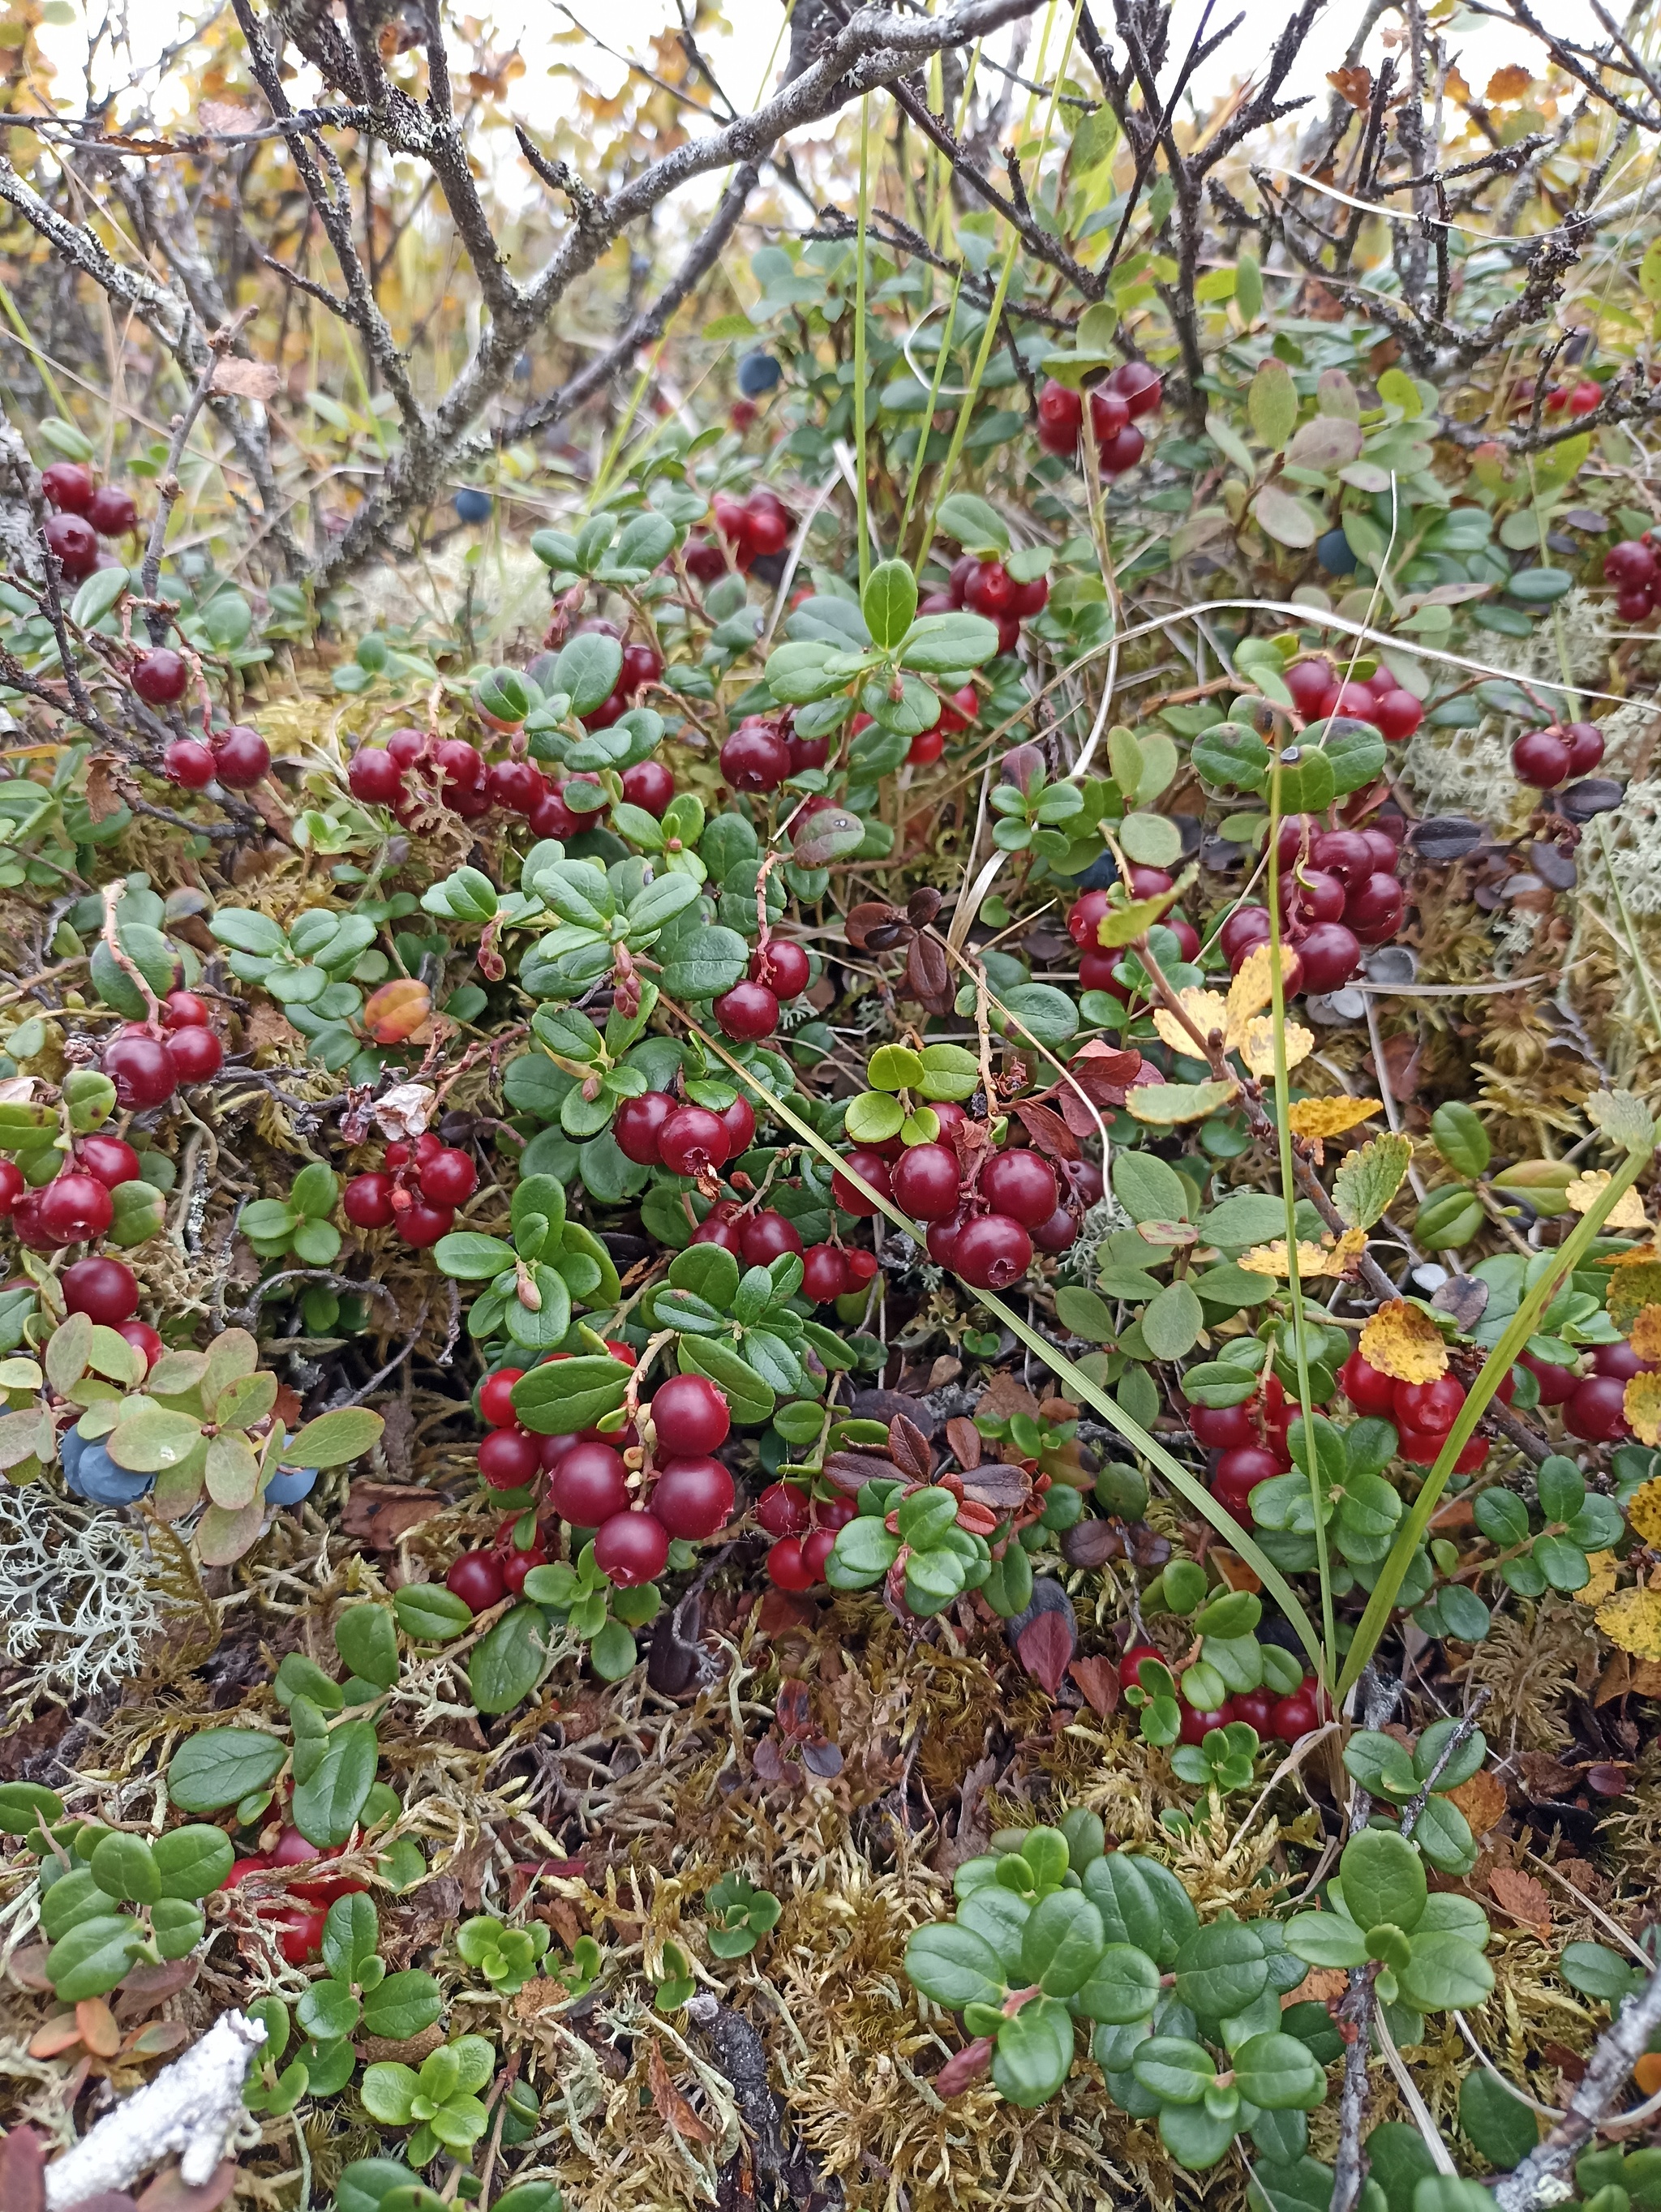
[226, 1821, 367, 1965]
[920, 555, 1048, 662]
[1123, 1643, 1329, 1745]
[1192, 1374, 1298, 1522]
[614, 1088, 754, 1179]
[689, 1197, 880, 1306]
[1604, 537, 1659, 624]
[1512, 719, 1606, 790]
[343, 1130, 479, 1248]
[1521, 1339, 1643, 1442]
[718, 710, 833, 794]
[1035, 362, 1163, 476]
[97, 993, 225, 1114]
[1338, 1352, 1491, 1472]
[685, 487, 792, 581]
[1542, 378, 1603, 418]
[1284, 654, 1424, 743]
[839, 1122, 1100, 1288]
[449, 1370, 739, 1606]
[40, 461, 139, 582]
[1218, 816, 1407, 998]
[163, 722, 272, 791]
[1067, 871, 1201, 1001]
[756, 1478, 855, 1590]
[350, 705, 671, 839]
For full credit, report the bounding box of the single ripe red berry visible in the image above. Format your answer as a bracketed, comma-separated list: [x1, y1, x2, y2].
[485, 759, 545, 814]
[1212, 1446, 1281, 1519]
[1371, 688, 1423, 742]
[41, 462, 96, 513]
[1088, 386, 1130, 444]
[61, 1255, 139, 1325]
[103, 1029, 178, 1109]
[1513, 728, 1573, 788]
[1097, 424, 1145, 476]
[1285, 658, 1338, 720]
[1521, 1351, 1580, 1406]
[1339, 1351, 1398, 1417]
[343, 1172, 396, 1228]
[163, 738, 217, 788]
[273, 1906, 328, 1966]
[766, 1536, 816, 1592]
[1453, 1435, 1489, 1475]
[165, 1025, 222, 1083]
[801, 1528, 836, 1581]
[529, 787, 582, 839]
[692, 1215, 743, 1255]
[620, 760, 674, 815]
[1230, 1689, 1276, 1735]
[1178, 1695, 1234, 1745]
[479, 1428, 541, 1490]
[594, 1509, 669, 1587]
[1269, 1690, 1318, 1741]
[740, 1210, 803, 1264]
[981, 1149, 1060, 1229]
[75, 1134, 141, 1189]
[964, 561, 1014, 616]
[1032, 1207, 1078, 1253]
[479, 1368, 526, 1428]
[891, 1142, 963, 1222]
[1280, 868, 1346, 927]
[1311, 830, 1373, 888]
[650, 1374, 731, 1456]
[1067, 889, 1111, 950]
[116, 1319, 163, 1369]
[952, 1214, 1032, 1289]
[843, 1248, 879, 1287]
[212, 725, 270, 787]
[1120, 1643, 1165, 1689]
[350, 747, 405, 805]
[37, 1172, 114, 1246]
[503, 1548, 547, 1597]
[1564, 1374, 1629, 1443]
[1393, 1375, 1465, 1434]
[446, 1550, 506, 1614]
[44, 512, 99, 580]
[1294, 923, 1360, 995]
[1345, 873, 1406, 942]
[831, 1150, 891, 1216]
[1563, 721, 1606, 775]
[131, 649, 189, 705]
[0, 1160, 23, 1214]
[1594, 1340, 1651, 1381]
[750, 940, 809, 997]
[651, 1455, 736, 1539]
[657, 1106, 729, 1178]
[552, 1441, 632, 1526]
[1037, 379, 1083, 454]
[88, 485, 138, 536]
[907, 727, 945, 767]
[719, 723, 792, 793]
[758, 1482, 811, 1537]
[397, 1202, 454, 1247]
[1108, 361, 1163, 417]
[713, 981, 779, 1041]
[615, 1091, 676, 1166]
[800, 1244, 849, 1303]
[1190, 1402, 1255, 1450]
[161, 990, 211, 1029]
[419, 1147, 477, 1206]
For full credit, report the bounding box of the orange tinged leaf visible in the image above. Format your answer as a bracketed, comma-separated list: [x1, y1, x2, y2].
[1630, 1305, 1661, 1361]
[1286, 1095, 1382, 1140]
[75, 1997, 120, 2057]
[1627, 1374, 1661, 1450]
[362, 978, 431, 1044]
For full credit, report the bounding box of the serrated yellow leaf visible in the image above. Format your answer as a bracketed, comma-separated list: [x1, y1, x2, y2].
[1576, 1550, 1620, 1607]
[1358, 1299, 1448, 1382]
[1566, 1168, 1649, 1231]
[1240, 1015, 1312, 1078]
[1238, 1228, 1366, 1280]
[1629, 1306, 1661, 1362]
[1287, 1095, 1384, 1140]
[1225, 944, 1285, 1040]
[1625, 1373, 1661, 1449]
[1597, 1585, 1661, 1662]
[1625, 1477, 1661, 1546]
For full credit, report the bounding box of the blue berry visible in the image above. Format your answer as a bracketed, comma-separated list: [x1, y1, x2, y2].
[736, 352, 781, 397]
[76, 1442, 155, 1507]
[1315, 528, 1358, 577]
[266, 1466, 319, 1507]
[453, 488, 492, 524]
[60, 1425, 88, 1483]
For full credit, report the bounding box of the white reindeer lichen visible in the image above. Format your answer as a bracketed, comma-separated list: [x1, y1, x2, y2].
[0, 1485, 175, 1718]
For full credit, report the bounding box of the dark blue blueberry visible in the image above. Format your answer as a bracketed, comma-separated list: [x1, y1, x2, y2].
[266, 1466, 319, 1507]
[736, 352, 781, 397]
[1315, 529, 1358, 577]
[77, 1443, 155, 1507]
[60, 1425, 88, 1482]
[453, 488, 493, 524]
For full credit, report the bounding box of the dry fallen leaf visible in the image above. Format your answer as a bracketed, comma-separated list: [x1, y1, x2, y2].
[1566, 1168, 1648, 1232]
[648, 2041, 715, 2141]
[1597, 1585, 1661, 1662]
[1487, 1867, 1552, 1940]
[1287, 1095, 1383, 1140]
[1625, 1374, 1661, 1448]
[209, 358, 284, 401]
[1449, 1768, 1507, 1837]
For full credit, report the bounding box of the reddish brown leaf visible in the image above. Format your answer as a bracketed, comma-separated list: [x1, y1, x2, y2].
[1327, 65, 1373, 108]
[905, 932, 951, 1007]
[1069, 1655, 1120, 1715]
[341, 1483, 444, 1548]
[887, 1414, 934, 1481]
[907, 887, 943, 928]
[935, 2038, 995, 2095]
[822, 1450, 897, 1494]
[0, 2133, 45, 2212]
[75, 1997, 121, 2057]
[27, 2017, 83, 2059]
[1377, 1030, 1423, 1102]
[1062, 1520, 1124, 1568]
[114, 1959, 199, 2021]
[1487, 1867, 1552, 1940]
[649, 2043, 715, 2141]
[751, 1735, 792, 1782]
[135, 2163, 238, 2212]
[1015, 1608, 1075, 1696]
[959, 1463, 1031, 1511]
[1013, 1100, 1080, 1161]
[946, 1416, 982, 1471]
[843, 901, 904, 950]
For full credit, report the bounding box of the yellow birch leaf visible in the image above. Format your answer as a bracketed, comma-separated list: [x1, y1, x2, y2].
[1238, 1229, 1365, 1280]
[1287, 1096, 1384, 1140]
[1625, 1476, 1661, 1546]
[1153, 988, 1228, 1058]
[1240, 1015, 1312, 1078]
[1576, 1550, 1620, 1607]
[1225, 944, 1294, 1040]
[1596, 1585, 1661, 1662]
[1625, 1374, 1661, 1450]
[1566, 1169, 1649, 1232]
[1359, 1299, 1448, 1382]
[1629, 1306, 1661, 1362]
